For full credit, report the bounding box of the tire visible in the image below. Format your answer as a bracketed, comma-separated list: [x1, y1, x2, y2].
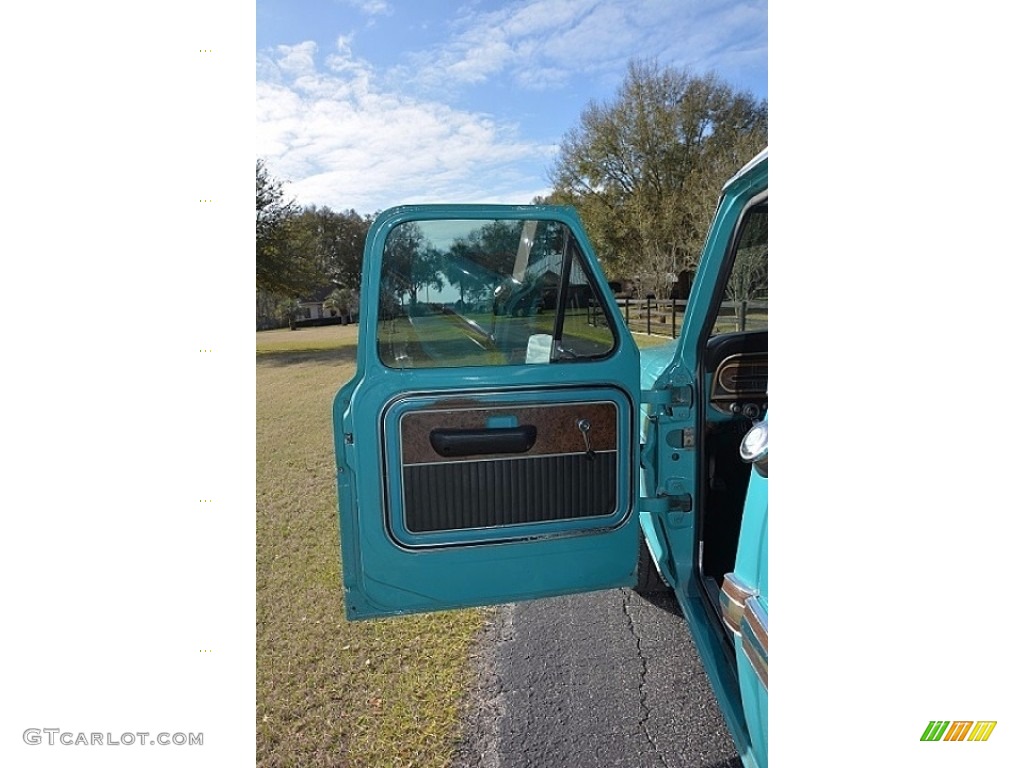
[635, 533, 671, 594]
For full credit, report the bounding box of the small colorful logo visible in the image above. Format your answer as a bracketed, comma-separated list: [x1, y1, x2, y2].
[921, 721, 996, 742]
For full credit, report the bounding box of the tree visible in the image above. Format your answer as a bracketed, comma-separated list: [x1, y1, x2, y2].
[289, 206, 371, 293]
[323, 287, 360, 321]
[549, 60, 767, 298]
[381, 222, 445, 311]
[256, 159, 310, 294]
[256, 159, 373, 318]
[256, 289, 302, 330]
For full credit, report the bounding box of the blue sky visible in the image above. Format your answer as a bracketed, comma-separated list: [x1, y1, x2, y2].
[256, 0, 767, 213]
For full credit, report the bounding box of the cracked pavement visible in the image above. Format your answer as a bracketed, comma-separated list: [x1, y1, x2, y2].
[452, 589, 743, 768]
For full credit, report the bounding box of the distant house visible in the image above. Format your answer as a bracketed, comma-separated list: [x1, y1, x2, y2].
[291, 286, 354, 329]
[609, 270, 693, 301]
[297, 300, 329, 321]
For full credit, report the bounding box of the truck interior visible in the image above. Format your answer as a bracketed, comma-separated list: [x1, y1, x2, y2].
[694, 199, 768, 632]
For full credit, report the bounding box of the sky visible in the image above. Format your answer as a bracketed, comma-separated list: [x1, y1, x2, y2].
[256, 0, 767, 214]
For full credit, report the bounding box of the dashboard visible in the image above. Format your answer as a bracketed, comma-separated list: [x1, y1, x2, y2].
[706, 331, 768, 418]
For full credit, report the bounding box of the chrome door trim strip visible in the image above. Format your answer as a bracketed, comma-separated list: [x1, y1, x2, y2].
[741, 597, 768, 689]
[720, 573, 755, 636]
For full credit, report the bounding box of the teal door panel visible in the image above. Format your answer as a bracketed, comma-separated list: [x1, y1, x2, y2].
[335, 205, 641, 620]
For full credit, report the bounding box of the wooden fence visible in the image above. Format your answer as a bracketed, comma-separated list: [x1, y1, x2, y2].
[601, 297, 768, 338]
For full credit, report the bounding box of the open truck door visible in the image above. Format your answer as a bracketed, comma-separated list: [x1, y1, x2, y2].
[333, 206, 645, 619]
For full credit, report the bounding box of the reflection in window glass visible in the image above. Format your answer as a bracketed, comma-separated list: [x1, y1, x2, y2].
[712, 202, 767, 335]
[377, 219, 615, 368]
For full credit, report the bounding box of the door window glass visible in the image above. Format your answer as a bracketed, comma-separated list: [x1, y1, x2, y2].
[712, 202, 768, 334]
[378, 219, 615, 368]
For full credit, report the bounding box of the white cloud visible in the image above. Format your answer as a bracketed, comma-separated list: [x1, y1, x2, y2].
[341, 0, 391, 16]
[272, 40, 318, 78]
[407, 0, 766, 92]
[256, 41, 554, 213]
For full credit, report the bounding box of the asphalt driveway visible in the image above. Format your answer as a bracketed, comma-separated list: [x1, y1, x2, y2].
[452, 588, 743, 768]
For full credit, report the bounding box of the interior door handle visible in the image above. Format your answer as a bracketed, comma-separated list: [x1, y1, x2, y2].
[429, 426, 537, 457]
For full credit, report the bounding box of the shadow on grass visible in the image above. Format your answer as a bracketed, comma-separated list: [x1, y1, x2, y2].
[255, 346, 357, 368]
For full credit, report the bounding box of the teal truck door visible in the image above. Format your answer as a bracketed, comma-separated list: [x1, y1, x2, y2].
[334, 206, 640, 620]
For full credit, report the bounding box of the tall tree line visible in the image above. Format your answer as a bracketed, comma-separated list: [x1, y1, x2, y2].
[256, 159, 372, 328]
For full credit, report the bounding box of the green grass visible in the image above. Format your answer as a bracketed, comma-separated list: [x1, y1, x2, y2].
[256, 325, 485, 768]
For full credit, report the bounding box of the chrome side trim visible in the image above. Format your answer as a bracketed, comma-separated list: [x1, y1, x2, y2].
[720, 573, 755, 635]
[740, 597, 768, 689]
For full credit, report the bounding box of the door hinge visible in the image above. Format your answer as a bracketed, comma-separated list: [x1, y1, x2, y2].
[638, 492, 692, 514]
[641, 383, 692, 408]
[670, 381, 693, 408]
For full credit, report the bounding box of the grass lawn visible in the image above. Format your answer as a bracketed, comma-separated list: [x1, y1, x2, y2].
[257, 325, 484, 768]
[256, 323, 677, 766]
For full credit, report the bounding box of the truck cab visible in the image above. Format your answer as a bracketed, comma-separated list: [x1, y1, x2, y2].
[333, 148, 768, 767]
